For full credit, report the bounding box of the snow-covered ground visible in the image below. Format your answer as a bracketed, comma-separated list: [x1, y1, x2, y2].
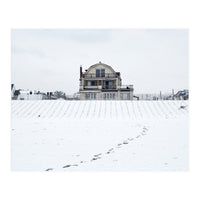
[11, 100, 188, 171]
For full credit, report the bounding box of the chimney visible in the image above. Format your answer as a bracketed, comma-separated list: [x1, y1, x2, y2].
[80, 65, 82, 78]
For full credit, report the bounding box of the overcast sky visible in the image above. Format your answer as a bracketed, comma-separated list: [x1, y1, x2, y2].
[11, 29, 188, 94]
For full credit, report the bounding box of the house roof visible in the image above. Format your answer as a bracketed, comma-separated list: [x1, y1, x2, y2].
[175, 90, 189, 97]
[85, 62, 116, 74]
[14, 90, 20, 96]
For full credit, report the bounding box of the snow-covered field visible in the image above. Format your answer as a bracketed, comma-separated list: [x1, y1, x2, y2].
[11, 100, 189, 171]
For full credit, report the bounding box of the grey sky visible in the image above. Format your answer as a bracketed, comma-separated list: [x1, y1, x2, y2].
[11, 29, 188, 94]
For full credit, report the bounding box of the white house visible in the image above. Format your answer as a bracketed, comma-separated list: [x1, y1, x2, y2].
[79, 62, 134, 100]
[17, 90, 43, 100]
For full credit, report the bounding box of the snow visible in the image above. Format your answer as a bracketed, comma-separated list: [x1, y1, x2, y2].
[11, 100, 188, 171]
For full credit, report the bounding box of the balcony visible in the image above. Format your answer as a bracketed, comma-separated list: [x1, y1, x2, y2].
[83, 85, 117, 90]
[83, 73, 118, 78]
[81, 84, 133, 91]
[84, 85, 102, 90]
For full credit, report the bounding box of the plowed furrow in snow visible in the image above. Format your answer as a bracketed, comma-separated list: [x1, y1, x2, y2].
[27, 101, 43, 118]
[11, 100, 188, 119]
[16, 101, 34, 117]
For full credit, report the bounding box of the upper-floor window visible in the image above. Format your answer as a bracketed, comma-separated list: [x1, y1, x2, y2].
[87, 81, 96, 86]
[96, 69, 105, 77]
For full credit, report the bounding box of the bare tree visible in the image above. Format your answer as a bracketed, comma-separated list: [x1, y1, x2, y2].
[53, 91, 66, 99]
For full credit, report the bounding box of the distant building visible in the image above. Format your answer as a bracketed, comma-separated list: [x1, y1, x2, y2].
[17, 90, 43, 100]
[79, 62, 134, 100]
[174, 89, 189, 100]
[11, 84, 15, 99]
[11, 84, 21, 100]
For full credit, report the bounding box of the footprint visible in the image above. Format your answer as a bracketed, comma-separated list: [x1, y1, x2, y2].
[63, 165, 71, 168]
[80, 161, 87, 164]
[45, 168, 53, 171]
[179, 106, 186, 109]
[91, 157, 101, 161]
[123, 141, 128, 144]
[164, 163, 168, 166]
[136, 135, 141, 138]
[94, 153, 102, 157]
[108, 148, 114, 151]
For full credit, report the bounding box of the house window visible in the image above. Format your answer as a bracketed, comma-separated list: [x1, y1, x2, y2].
[87, 81, 96, 86]
[96, 69, 100, 77]
[85, 93, 97, 100]
[101, 69, 105, 77]
[96, 69, 105, 77]
[85, 93, 90, 100]
[104, 93, 116, 100]
[87, 81, 91, 86]
[120, 93, 130, 100]
[104, 81, 113, 89]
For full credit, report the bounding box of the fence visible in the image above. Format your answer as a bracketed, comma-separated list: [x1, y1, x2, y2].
[134, 91, 189, 100]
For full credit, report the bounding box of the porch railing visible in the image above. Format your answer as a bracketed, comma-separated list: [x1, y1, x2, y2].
[82, 84, 133, 90]
[83, 73, 118, 78]
[102, 85, 117, 89]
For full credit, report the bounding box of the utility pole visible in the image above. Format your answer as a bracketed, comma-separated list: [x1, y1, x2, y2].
[160, 91, 162, 100]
